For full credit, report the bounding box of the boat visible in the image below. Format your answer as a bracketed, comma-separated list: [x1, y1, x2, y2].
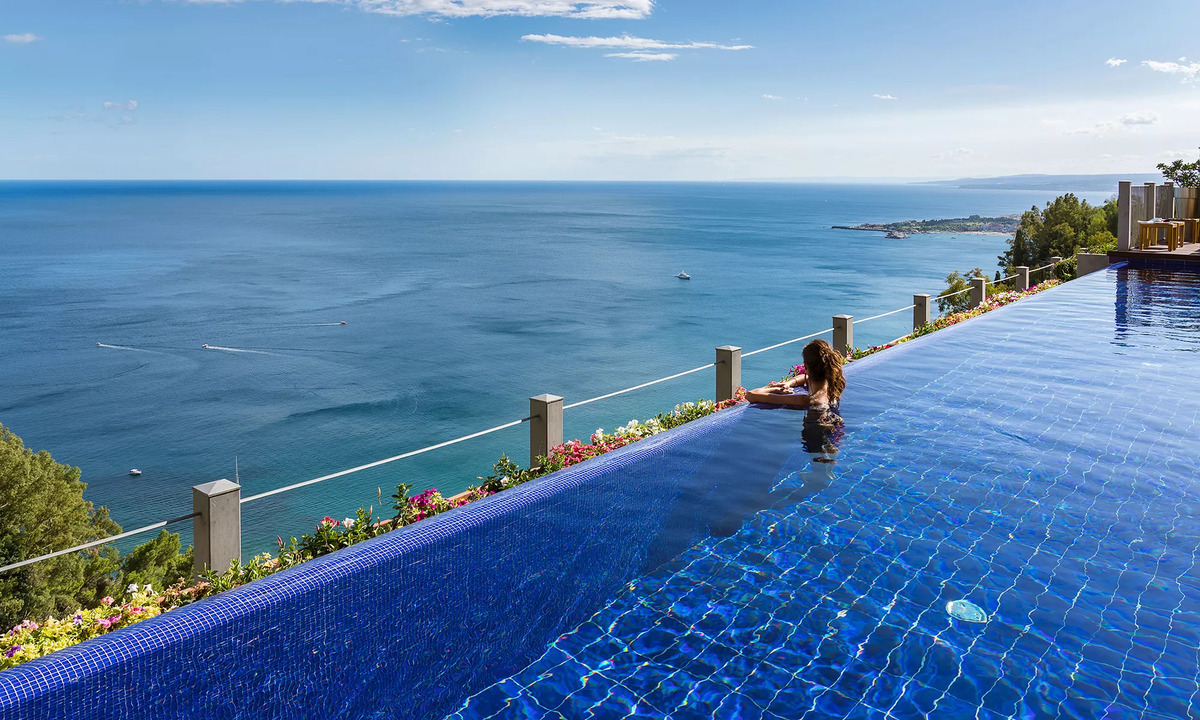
[340, 321, 347, 325]
[202, 344, 210, 349]
[129, 469, 142, 477]
[676, 271, 691, 280]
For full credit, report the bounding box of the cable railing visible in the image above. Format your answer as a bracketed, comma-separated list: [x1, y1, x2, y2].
[3, 257, 1071, 575]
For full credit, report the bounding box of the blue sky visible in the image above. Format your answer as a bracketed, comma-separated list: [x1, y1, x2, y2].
[2, 0, 1198, 180]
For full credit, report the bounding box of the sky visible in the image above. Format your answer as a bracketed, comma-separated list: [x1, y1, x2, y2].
[2, 0, 1198, 181]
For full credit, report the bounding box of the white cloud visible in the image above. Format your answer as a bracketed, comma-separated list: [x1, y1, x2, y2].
[1065, 110, 1158, 135]
[3, 33, 41, 44]
[932, 147, 974, 161]
[521, 34, 751, 51]
[762, 94, 781, 100]
[605, 51, 676, 62]
[104, 100, 139, 111]
[182, 0, 654, 18]
[872, 93, 897, 101]
[1119, 111, 1158, 126]
[1142, 59, 1200, 82]
[1105, 57, 1127, 67]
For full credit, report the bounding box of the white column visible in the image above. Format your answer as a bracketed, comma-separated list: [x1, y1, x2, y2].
[1016, 266, 1030, 291]
[715, 346, 742, 402]
[912, 294, 931, 333]
[832, 315, 853, 355]
[529, 394, 563, 468]
[970, 277, 987, 308]
[193, 479, 241, 577]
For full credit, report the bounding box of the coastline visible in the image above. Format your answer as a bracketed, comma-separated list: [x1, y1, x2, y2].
[832, 226, 1014, 237]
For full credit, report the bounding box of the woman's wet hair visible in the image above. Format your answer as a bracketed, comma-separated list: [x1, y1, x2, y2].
[801, 339, 846, 405]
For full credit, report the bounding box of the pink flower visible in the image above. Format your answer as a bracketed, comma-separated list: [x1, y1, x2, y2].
[130, 606, 144, 615]
[101, 596, 114, 606]
[97, 618, 111, 629]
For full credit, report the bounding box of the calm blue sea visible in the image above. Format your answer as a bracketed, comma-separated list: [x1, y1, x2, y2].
[0, 181, 1110, 553]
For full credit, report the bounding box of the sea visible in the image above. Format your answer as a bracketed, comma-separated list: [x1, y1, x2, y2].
[0, 181, 1112, 554]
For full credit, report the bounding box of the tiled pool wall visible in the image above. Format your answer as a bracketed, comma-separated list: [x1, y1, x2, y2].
[0, 400, 796, 720]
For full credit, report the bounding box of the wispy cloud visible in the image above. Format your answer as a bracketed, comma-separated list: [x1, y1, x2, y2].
[762, 94, 781, 100]
[1142, 58, 1200, 82]
[3, 33, 41, 44]
[521, 34, 751, 51]
[1120, 111, 1158, 125]
[604, 51, 676, 62]
[181, 0, 654, 18]
[1105, 57, 1127, 67]
[104, 100, 139, 111]
[1065, 110, 1159, 135]
[872, 93, 897, 101]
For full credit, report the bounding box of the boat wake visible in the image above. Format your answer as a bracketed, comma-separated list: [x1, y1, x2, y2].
[202, 345, 274, 355]
[96, 343, 156, 353]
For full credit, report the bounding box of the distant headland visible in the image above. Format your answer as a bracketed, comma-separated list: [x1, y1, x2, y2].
[833, 214, 1020, 236]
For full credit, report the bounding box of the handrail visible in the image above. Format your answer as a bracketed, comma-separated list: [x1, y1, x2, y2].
[241, 416, 533, 504]
[856, 305, 915, 325]
[0, 511, 199, 574]
[742, 328, 833, 358]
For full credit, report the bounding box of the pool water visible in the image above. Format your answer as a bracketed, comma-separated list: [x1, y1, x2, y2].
[448, 265, 1200, 719]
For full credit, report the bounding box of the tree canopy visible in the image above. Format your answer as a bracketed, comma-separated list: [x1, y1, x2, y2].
[998, 194, 1117, 272]
[0, 425, 190, 628]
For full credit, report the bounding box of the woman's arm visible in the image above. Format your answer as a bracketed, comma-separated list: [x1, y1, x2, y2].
[767, 372, 807, 390]
[745, 387, 818, 406]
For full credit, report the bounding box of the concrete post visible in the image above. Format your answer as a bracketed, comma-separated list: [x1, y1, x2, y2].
[1145, 183, 1157, 220]
[832, 315, 853, 356]
[529, 394, 563, 467]
[1077, 253, 1110, 276]
[912, 294, 931, 333]
[715, 345, 742, 403]
[970, 277, 987, 309]
[1117, 181, 1132, 251]
[193, 479, 241, 577]
[1016, 266, 1030, 291]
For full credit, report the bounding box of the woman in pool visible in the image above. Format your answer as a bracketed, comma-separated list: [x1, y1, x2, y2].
[746, 338, 845, 411]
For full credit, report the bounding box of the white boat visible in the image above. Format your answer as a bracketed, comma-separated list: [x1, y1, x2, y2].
[129, 469, 142, 477]
[676, 271, 691, 280]
[202, 344, 210, 349]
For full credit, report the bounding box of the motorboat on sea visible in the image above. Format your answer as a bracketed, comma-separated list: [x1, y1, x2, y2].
[202, 344, 210, 349]
[129, 469, 142, 477]
[676, 271, 691, 280]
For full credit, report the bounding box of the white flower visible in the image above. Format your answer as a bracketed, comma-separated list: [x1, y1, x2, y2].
[343, 518, 355, 529]
[126, 583, 139, 594]
[142, 584, 153, 593]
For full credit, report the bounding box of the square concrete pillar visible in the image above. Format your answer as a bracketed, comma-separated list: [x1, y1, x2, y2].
[1016, 266, 1030, 291]
[912, 294, 931, 333]
[970, 276, 987, 308]
[193, 479, 241, 577]
[715, 346, 742, 402]
[832, 315, 853, 356]
[1144, 183, 1157, 220]
[529, 394, 563, 468]
[1117, 181, 1132, 251]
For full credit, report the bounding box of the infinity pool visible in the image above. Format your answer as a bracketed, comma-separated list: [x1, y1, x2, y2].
[450, 265, 1200, 719]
